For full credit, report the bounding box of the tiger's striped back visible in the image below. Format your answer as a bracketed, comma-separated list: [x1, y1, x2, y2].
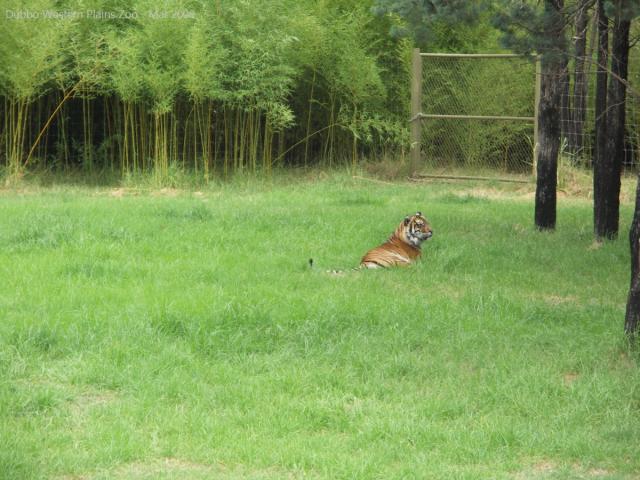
[360, 212, 433, 268]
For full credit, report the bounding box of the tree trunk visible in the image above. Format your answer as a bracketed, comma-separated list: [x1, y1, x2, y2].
[601, 13, 631, 239]
[535, 0, 566, 231]
[625, 176, 640, 339]
[593, 0, 611, 239]
[568, 0, 591, 156]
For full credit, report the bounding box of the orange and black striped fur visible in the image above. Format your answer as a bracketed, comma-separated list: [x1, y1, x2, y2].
[359, 212, 433, 268]
[311, 212, 433, 273]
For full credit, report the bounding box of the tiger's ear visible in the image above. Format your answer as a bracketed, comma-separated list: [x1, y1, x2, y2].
[416, 211, 422, 217]
[404, 216, 411, 225]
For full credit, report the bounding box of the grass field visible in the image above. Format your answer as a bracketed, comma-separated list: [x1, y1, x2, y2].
[1, 174, 639, 479]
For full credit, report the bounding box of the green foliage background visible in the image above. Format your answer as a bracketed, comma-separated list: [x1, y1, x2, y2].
[0, 0, 528, 180]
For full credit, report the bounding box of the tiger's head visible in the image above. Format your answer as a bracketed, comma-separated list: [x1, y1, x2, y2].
[398, 212, 433, 248]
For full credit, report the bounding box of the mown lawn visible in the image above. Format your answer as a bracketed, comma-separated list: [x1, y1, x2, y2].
[1, 175, 639, 479]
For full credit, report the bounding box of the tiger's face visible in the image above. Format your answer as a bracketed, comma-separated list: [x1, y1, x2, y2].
[402, 212, 433, 247]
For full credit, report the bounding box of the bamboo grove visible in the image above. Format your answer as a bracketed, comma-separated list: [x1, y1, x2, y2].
[0, 0, 413, 180]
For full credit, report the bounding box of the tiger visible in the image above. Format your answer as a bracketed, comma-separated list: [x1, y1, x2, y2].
[310, 212, 433, 272]
[359, 211, 433, 268]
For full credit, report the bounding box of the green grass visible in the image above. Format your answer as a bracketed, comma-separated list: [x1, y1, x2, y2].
[1, 174, 639, 479]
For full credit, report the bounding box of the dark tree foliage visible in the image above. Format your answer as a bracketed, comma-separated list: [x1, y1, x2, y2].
[492, 1, 566, 57]
[372, 0, 483, 43]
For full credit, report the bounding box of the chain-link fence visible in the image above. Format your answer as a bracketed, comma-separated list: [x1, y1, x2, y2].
[413, 53, 537, 175]
[559, 67, 640, 170]
[412, 50, 640, 177]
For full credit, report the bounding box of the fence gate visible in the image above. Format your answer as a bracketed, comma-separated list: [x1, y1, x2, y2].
[410, 49, 540, 177]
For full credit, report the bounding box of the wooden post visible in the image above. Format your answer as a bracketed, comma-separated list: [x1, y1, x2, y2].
[533, 54, 542, 175]
[410, 48, 422, 169]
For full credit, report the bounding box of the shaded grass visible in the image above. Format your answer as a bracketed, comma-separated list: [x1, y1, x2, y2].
[0, 175, 639, 479]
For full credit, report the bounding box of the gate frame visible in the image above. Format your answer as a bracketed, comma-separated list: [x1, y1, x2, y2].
[409, 49, 541, 175]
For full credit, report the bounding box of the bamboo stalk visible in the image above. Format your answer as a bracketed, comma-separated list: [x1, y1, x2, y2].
[181, 104, 190, 171]
[3, 98, 8, 167]
[263, 116, 272, 173]
[304, 69, 316, 167]
[60, 100, 69, 167]
[123, 102, 129, 174]
[351, 104, 358, 173]
[272, 123, 346, 166]
[131, 103, 137, 172]
[194, 103, 199, 175]
[234, 109, 240, 171]
[172, 110, 178, 169]
[223, 107, 229, 177]
[323, 93, 336, 166]
[213, 102, 219, 176]
[23, 62, 101, 170]
[205, 101, 212, 181]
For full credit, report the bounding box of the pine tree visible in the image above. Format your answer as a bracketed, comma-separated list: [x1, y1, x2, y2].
[594, 0, 636, 240]
[614, 2, 640, 338]
[494, 0, 567, 230]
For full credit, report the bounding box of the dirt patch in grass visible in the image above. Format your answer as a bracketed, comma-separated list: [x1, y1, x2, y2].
[533, 461, 556, 474]
[464, 186, 534, 200]
[513, 460, 556, 479]
[562, 372, 580, 386]
[587, 240, 604, 251]
[53, 458, 211, 480]
[111, 457, 213, 478]
[617, 352, 638, 370]
[48, 386, 120, 436]
[527, 293, 579, 306]
[514, 460, 624, 479]
[68, 388, 119, 416]
[430, 186, 535, 202]
[151, 188, 181, 197]
[584, 467, 614, 477]
[543, 294, 579, 306]
[57, 457, 308, 480]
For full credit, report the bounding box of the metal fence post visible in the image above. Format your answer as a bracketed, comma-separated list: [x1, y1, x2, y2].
[533, 55, 542, 175]
[410, 48, 423, 169]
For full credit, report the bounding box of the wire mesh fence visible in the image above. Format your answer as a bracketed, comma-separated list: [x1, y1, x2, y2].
[417, 54, 537, 175]
[414, 51, 640, 177]
[559, 67, 640, 170]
